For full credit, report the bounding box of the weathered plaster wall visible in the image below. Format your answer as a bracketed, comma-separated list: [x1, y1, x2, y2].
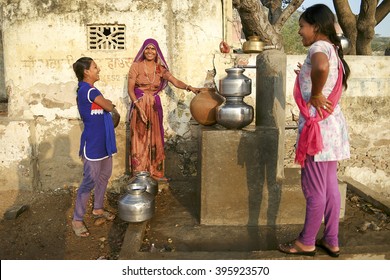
[0, 0, 226, 190]
[0, 1, 388, 198]
[0, 120, 34, 190]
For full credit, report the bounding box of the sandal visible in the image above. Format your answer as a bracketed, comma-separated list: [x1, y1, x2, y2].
[92, 210, 115, 221]
[315, 239, 340, 258]
[72, 221, 90, 237]
[278, 240, 316, 256]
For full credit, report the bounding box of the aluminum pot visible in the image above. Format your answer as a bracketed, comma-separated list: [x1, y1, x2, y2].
[118, 182, 155, 222]
[216, 98, 254, 129]
[337, 33, 351, 55]
[129, 171, 158, 196]
[218, 68, 252, 97]
[216, 67, 254, 129]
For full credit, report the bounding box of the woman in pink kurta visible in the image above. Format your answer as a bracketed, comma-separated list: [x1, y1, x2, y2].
[127, 38, 200, 181]
[278, 4, 350, 258]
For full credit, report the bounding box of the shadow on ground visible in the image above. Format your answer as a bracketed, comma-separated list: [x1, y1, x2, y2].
[121, 174, 390, 260]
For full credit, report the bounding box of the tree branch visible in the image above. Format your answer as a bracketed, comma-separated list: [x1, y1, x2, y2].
[274, 0, 304, 32]
[333, 0, 357, 32]
[233, 0, 281, 46]
[376, 0, 390, 25]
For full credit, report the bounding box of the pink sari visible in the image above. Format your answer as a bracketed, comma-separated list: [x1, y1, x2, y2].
[129, 39, 170, 178]
[294, 61, 343, 167]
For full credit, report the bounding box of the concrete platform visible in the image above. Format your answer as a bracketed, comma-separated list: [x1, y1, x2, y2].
[119, 169, 390, 260]
[197, 128, 346, 226]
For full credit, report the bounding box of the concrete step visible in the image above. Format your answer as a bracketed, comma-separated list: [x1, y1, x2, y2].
[119, 220, 390, 260]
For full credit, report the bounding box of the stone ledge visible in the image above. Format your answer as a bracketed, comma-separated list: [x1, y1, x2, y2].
[341, 176, 390, 216]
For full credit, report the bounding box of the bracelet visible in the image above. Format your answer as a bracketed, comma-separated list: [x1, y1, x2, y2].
[185, 85, 191, 92]
[311, 94, 321, 99]
[133, 98, 139, 104]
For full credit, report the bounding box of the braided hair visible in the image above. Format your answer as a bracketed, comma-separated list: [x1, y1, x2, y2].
[300, 4, 350, 89]
[73, 57, 93, 82]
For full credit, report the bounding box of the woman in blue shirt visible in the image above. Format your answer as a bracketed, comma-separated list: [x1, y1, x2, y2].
[72, 57, 117, 237]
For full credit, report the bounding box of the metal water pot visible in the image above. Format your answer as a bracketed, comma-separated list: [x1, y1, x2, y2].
[337, 33, 351, 55]
[242, 35, 265, 53]
[218, 68, 252, 97]
[216, 67, 254, 129]
[216, 98, 254, 129]
[118, 182, 155, 222]
[110, 107, 120, 128]
[129, 171, 158, 196]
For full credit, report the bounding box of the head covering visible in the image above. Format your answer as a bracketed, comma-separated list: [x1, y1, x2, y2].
[133, 38, 169, 91]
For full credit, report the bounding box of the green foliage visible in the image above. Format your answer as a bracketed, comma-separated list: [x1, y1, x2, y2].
[281, 11, 307, 54]
[371, 35, 390, 55]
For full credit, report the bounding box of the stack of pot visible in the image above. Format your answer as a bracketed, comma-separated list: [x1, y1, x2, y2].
[118, 171, 158, 222]
[216, 67, 254, 129]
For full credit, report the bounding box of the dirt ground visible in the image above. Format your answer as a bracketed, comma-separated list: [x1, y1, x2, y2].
[0, 181, 389, 260]
[0, 187, 128, 260]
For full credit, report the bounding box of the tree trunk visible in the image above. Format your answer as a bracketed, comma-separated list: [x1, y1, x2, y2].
[376, 0, 390, 25]
[335, 0, 390, 55]
[334, 0, 358, 55]
[233, 0, 304, 50]
[356, 0, 377, 54]
[233, 0, 281, 47]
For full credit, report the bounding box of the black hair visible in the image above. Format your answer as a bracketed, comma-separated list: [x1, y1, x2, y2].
[72, 57, 93, 82]
[300, 4, 350, 89]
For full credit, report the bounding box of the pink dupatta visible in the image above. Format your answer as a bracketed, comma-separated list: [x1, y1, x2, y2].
[294, 60, 343, 167]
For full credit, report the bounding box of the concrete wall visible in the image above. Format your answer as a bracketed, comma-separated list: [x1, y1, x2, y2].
[0, 0, 229, 190]
[0, 1, 389, 199]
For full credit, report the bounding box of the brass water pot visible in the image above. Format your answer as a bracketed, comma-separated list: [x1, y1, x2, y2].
[242, 35, 265, 53]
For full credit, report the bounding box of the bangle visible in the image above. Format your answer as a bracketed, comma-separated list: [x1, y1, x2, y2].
[311, 94, 321, 99]
[185, 85, 191, 91]
[133, 99, 139, 103]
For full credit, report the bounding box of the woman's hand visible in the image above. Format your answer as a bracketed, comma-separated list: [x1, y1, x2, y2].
[294, 62, 302, 75]
[135, 104, 148, 123]
[187, 85, 201, 94]
[309, 93, 333, 118]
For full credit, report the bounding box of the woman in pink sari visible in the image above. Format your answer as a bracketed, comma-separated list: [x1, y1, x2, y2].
[278, 4, 350, 257]
[128, 38, 200, 181]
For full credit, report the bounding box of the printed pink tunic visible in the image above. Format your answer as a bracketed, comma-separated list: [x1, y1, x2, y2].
[297, 40, 350, 162]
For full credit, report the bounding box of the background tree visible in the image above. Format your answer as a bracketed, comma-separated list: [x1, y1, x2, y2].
[233, 0, 390, 55]
[232, 0, 304, 50]
[334, 0, 390, 55]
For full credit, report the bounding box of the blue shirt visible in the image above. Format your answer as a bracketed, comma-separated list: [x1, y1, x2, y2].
[77, 81, 115, 160]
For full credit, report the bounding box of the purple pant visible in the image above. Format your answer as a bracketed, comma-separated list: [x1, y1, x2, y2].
[298, 156, 340, 247]
[73, 156, 113, 221]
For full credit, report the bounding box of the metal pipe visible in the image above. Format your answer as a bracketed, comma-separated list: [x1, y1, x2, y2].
[285, 125, 298, 129]
[240, 65, 256, 68]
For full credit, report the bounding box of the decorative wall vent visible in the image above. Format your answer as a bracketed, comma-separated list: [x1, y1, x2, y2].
[87, 24, 125, 50]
